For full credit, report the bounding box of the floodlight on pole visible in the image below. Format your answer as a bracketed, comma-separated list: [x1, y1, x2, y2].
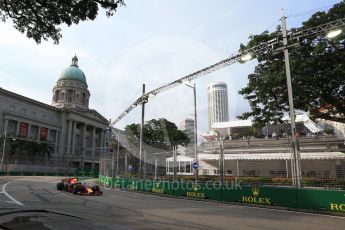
[240, 53, 252, 61]
[1, 131, 6, 172]
[326, 29, 342, 38]
[281, 10, 301, 189]
[182, 79, 190, 85]
[180, 81, 198, 183]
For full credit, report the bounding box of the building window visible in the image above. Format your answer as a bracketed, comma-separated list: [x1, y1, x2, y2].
[82, 93, 86, 105]
[10, 105, 15, 111]
[67, 89, 73, 102]
[42, 114, 46, 120]
[32, 111, 36, 118]
[21, 108, 26, 115]
[54, 90, 59, 102]
[8, 120, 17, 135]
[60, 93, 65, 100]
[30, 125, 39, 140]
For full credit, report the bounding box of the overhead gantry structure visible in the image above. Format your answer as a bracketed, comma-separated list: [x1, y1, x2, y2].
[112, 17, 345, 125]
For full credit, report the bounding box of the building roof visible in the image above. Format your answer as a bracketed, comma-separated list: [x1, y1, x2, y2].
[166, 155, 194, 162]
[198, 152, 345, 161]
[212, 120, 252, 129]
[0, 87, 60, 111]
[59, 55, 87, 83]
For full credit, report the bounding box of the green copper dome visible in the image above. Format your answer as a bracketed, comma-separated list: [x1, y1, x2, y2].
[59, 55, 87, 83]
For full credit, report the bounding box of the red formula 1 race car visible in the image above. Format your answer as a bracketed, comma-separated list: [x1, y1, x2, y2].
[71, 183, 103, 196]
[56, 177, 78, 191]
[56, 177, 103, 195]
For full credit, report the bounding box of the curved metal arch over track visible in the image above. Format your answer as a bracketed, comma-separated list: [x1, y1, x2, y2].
[112, 18, 345, 125]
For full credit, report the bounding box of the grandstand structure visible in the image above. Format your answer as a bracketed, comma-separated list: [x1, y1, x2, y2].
[198, 135, 345, 179]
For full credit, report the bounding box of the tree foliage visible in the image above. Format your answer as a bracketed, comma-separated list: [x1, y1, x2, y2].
[0, 0, 125, 44]
[238, 1, 345, 127]
[0, 135, 53, 164]
[125, 118, 190, 150]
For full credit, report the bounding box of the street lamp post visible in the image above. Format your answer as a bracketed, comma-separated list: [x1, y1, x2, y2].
[116, 131, 120, 178]
[173, 146, 177, 181]
[139, 83, 146, 179]
[1, 129, 7, 172]
[182, 81, 198, 184]
[193, 83, 198, 184]
[219, 140, 224, 187]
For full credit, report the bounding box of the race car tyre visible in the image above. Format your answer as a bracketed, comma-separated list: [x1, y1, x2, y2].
[72, 188, 78, 195]
[92, 185, 100, 192]
[57, 183, 64, 190]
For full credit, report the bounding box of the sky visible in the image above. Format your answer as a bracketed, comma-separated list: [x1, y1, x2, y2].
[0, 0, 341, 138]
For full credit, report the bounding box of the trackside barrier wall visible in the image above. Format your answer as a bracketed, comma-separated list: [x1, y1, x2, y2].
[222, 186, 297, 208]
[98, 176, 345, 213]
[296, 189, 345, 212]
[0, 170, 98, 178]
[173, 181, 222, 201]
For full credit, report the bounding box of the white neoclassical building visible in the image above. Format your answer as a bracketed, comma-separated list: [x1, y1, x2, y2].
[0, 56, 109, 172]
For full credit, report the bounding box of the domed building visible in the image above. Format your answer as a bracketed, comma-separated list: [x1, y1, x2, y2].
[0, 56, 109, 173]
[52, 55, 90, 109]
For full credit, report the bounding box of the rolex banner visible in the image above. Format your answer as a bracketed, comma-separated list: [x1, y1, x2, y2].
[40, 127, 48, 141]
[19, 122, 28, 138]
[99, 177, 345, 213]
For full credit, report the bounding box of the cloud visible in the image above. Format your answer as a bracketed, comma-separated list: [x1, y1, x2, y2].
[0, 22, 89, 60]
[97, 35, 242, 137]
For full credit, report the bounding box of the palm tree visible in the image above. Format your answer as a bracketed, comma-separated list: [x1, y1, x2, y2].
[37, 143, 53, 161]
[26, 142, 53, 164]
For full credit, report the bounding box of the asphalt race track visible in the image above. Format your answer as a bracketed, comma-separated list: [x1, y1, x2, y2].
[0, 176, 345, 230]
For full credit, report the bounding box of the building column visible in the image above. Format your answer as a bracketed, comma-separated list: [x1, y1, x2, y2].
[99, 129, 104, 156]
[91, 127, 96, 157]
[27, 124, 32, 140]
[54, 130, 59, 155]
[71, 121, 77, 155]
[15, 121, 20, 137]
[47, 129, 51, 142]
[66, 120, 73, 154]
[37, 126, 41, 142]
[3, 119, 9, 134]
[81, 124, 87, 168]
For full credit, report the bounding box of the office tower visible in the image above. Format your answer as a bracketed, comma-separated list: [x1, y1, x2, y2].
[208, 82, 229, 129]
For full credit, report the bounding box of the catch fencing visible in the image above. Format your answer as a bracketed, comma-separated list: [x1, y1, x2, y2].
[100, 134, 345, 190]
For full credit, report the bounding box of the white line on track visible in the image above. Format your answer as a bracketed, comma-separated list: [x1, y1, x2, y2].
[1, 181, 24, 206]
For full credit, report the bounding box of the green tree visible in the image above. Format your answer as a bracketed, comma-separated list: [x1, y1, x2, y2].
[124, 118, 190, 175]
[125, 118, 190, 150]
[238, 1, 345, 127]
[0, 0, 125, 44]
[0, 135, 22, 160]
[36, 143, 53, 160]
[25, 141, 53, 162]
